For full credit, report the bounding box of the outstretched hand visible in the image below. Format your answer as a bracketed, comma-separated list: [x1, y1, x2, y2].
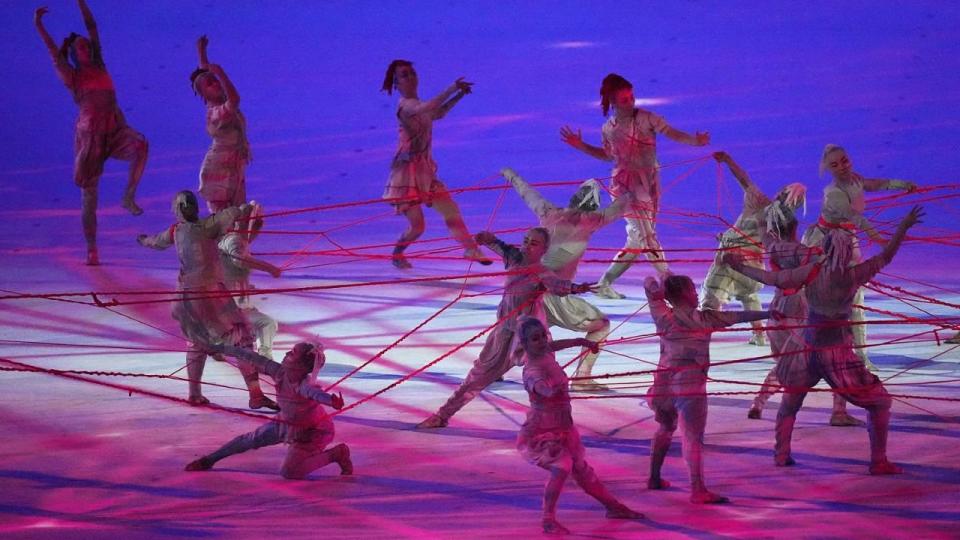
[136, 234, 148, 246]
[197, 34, 209, 50]
[560, 125, 583, 149]
[695, 131, 711, 146]
[902, 205, 925, 229]
[330, 392, 345, 410]
[579, 339, 600, 354]
[34, 6, 49, 24]
[712, 151, 730, 162]
[454, 77, 473, 94]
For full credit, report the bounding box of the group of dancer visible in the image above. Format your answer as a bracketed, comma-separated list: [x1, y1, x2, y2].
[35, 2, 947, 535]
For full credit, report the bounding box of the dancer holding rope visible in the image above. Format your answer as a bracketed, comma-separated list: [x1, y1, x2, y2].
[138, 191, 278, 410]
[561, 73, 710, 298]
[802, 144, 918, 370]
[727, 205, 924, 473]
[186, 341, 353, 479]
[191, 35, 252, 213]
[503, 167, 629, 390]
[34, 0, 149, 266]
[381, 60, 491, 269]
[218, 202, 282, 359]
[515, 317, 643, 534]
[417, 227, 593, 428]
[701, 151, 806, 346]
[645, 274, 770, 503]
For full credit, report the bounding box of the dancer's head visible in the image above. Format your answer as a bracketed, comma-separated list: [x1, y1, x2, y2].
[820, 144, 853, 181]
[172, 190, 200, 223]
[600, 73, 634, 116]
[519, 317, 550, 358]
[282, 341, 325, 380]
[664, 274, 698, 308]
[190, 69, 225, 104]
[766, 182, 806, 240]
[522, 227, 550, 262]
[822, 229, 855, 271]
[568, 179, 602, 212]
[59, 33, 94, 68]
[382, 59, 416, 96]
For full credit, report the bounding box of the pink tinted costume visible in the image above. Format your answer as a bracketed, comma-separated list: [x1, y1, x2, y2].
[219, 231, 278, 357]
[199, 100, 251, 211]
[518, 351, 582, 468]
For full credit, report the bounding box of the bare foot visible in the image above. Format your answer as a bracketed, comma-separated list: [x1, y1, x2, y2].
[249, 395, 280, 411]
[748, 332, 766, 346]
[86, 248, 100, 266]
[594, 283, 625, 300]
[336, 444, 353, 475]
[416, 414, 448, 429]
[869, 460, 903, 475]
[775, 455, 796, 467]
[542, 517, 570, 535]
[647, 477, 671, 490]
[392, 253, 412, 270]
[188, 395, 210, 406]
[830, 412, 866, 427]
[605, 502, 644, 520]
[690, 490, 729, 504]
[121, 197, 144, 216]
[569, 378, 610, 392]
[747, 406, 762, 420]
[185, 456, 213, 471]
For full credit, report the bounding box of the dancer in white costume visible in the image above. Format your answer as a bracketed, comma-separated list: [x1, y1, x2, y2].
[561, 73, 710, 299]
[417, 228, 593, 428]
[503, 167, 629, 390]
[515, 318, 643, 535]
[138, 191, 277, 410]
[34, 1, 148, 265]
[802, 144, 917, 370]
[700, 151, 806, 346]
[191, 35, 252, 213]
[381, 60, 490, 269]
[644, 274, 769, 503]
[186, 342, 352, 479]
[727, 205, 923, 473]
[218, 202, 281, 358]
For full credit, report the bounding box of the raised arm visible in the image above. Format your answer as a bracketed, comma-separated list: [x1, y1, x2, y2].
[34, 7, 75, 85]
[644, 276, 672, 326]
[207, 64, 240, 107]
[560, 126, 611, 162]
[853, 205, 924, 285]
[713, 151, 756, 192]
[77, 0, 101, 53]
[196, 34, 210, 66]
[218, 344, 281, 380]
[503, 167, 556, 219]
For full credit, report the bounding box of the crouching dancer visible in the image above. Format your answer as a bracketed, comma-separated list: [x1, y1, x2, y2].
[645, 274, 769, 503]
[186, 341, 353, 479]
[517, 317, 642, 535]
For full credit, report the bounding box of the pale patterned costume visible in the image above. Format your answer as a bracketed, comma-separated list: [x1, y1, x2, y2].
[139, 207, 259, 397]
[802, 174, 913, 361]
[433, 237, 576, 421]
[732, 250, 896, 464]
[599, 108, 672, 279]
[200, 346, 339, 479]
[517, 352, 582, 468]
[645, 279, 766, 488]
[48, 41, 146, 189]
[199, 101, 251, 211]
[700, 183, 769, 311]
[219, 232, 278, 358]
[383, 85, 461, 212]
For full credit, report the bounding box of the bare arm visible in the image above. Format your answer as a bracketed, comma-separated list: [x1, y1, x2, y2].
[861, 176, 917, 192]
[207, 64, 240, 107]
[711, 310, 770, 327]
[434, 90, 467, 119]
[34, 7, 75, 85]
[503, 167, 556, 219]
[77, 0, 101, 51]
[725, 252, 818, 290]
[196, 34, 210, 66]
[663, 125, 710, 147]
[560, 126, 612, 162]
[221, 236, 282, 278]
[218, 344, 281, 380]
[551, 338, 598, 353]
[713, 151, 756, 192]
[853, 206, 924, 285]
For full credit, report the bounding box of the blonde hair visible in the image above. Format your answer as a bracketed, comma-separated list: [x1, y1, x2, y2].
[819, 144, 846, 177]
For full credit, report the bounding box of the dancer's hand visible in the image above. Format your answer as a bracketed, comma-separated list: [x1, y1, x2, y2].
[643, 276, 665, 300]
[197, 34, 209, 52]
[560, 125, 583, 149]
[454, 77, 473, 94]
[902, 181, 918, 193]
[330, 392, 345, 410]
[579, 339, 600, 354]
[712, 151, 730, 163]
[136, 234, 148, 246]
[695, 131, 711, 146]
[501, 167, 518, 181]
[268, 264, 282, 278]
[475, 231, 496, 245]
[901, 205, 925, 229]
[34, 6, 49, 25]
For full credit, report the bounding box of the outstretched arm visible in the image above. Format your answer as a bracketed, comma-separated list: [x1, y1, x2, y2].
[853, 205, 924, 285]
[560, 126, 611, 162]
[551, 338, 598, 353]
[137, 227, 174, 250]
[861, 176, 917, 192]
[297, 381, 344, 409]
[663, 125, 710, 147]
[710, 310, 770, 327]
[725, 252, 818, 290]
[435, 79, 471, 119]
[713, 151, 756, 192]
[503, 167, 556, 219]
[218, 344, 281, 380]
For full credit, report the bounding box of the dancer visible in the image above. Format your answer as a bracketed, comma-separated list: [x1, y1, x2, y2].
[645, 274, 769, 503]
[138, 191, 277, 410]
[34, 1, 149, 265]
[516, 317, 642, 534]
[381, 59, 490, 269]
[186, 341, 353, 479]
[503, 167, 629, 390]
[218, 202, 281, 358]
[802, 144, 917, 369]
[192, 35, 251, 212]
[417, 227, 593, 428]
[561, 73, 710, 298]
[726, 205, 923, 473]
